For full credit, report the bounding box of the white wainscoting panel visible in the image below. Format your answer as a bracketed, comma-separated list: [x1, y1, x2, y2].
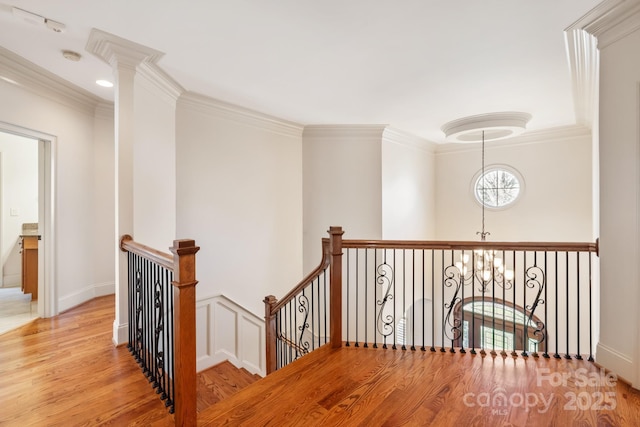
[196, 294, 265, 376]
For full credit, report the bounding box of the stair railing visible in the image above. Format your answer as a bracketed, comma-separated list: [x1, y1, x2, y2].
[264, 226, 343, 374]
[120, 235, 200, 426]
[266, 226, 599, 372]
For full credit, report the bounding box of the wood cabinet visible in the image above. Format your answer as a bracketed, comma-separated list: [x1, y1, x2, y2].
[21, 235, 38, 301]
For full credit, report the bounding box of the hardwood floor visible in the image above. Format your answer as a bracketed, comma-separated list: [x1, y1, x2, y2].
[0, 295, 175, 426]
[3, 295, 640, 426]
[199, 345, 640, 426]
[0, 295, 260, 426]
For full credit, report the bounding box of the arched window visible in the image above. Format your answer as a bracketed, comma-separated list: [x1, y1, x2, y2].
[454, 298, 544, 353]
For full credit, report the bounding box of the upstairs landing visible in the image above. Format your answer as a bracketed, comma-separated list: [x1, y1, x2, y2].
[199, 344, 640, 426]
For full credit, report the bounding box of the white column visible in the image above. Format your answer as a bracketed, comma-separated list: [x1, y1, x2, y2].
[86, 29, 165, 345]
[112, 62, 136, 344]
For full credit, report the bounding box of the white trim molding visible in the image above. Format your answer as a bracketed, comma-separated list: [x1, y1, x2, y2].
[382, 126, 437, 152]
[86, 28, 164, 68]
[179, 92, 303, 139]
[196, 294, 266, 376]
[0, 46, 103, 114]
[58, 283, 115, 313]
[568, 0, 640, 48]
[564, 29, 599, 127]
[137, 62, 185, 103]
[596, 342, 635, 385]
[303, 124, 388, 141]
[436, 124, 592, 155]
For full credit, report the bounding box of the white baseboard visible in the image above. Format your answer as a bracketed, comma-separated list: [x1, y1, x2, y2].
[58, 281, 115, 312]
[196, 294, 265, 376]
[596, 342, 634, 384]
[112, 320, 128, 346]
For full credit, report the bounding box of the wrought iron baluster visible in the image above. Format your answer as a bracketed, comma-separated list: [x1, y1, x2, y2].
[346, 250, 350, 347]
[430, 250, 435, 352]
[565, 251, 571, 359]
[376, 258, 394, 349]
[373, 249, 378, 349]
[588, 253, 594, 362]
[355, 250, 359, 347]
[554, 251, 560, 359]
[576, 253, 582, 360]
[411, 249, 416, 351]
[365, 249, 368, 348]
[543, 252, 549, 358]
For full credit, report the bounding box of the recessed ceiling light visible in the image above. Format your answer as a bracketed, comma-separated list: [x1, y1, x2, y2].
[96, 79, 114, 88]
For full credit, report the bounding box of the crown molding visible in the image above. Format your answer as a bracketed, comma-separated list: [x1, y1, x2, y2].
[435, 125, 592, 155]
[137, 62, 184, 104]
[382, 126, 436, 153]
[94, 102, 114, 120]
[0, 46, 104, 114]
[179, 92, 303, 139]
[302, 124, 388, 141]
[86, 28, 164, 69]
[564, 29, 599, 128]
[567, 0, 640, 49]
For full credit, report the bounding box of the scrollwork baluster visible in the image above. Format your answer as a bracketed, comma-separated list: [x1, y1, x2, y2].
[376, 263, 394, 348]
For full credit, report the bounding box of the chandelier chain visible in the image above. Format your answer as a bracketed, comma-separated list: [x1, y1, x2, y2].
[477, 130, 489, 241]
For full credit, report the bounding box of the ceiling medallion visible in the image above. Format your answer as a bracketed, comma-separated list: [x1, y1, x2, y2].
[441, 112, 532, 143]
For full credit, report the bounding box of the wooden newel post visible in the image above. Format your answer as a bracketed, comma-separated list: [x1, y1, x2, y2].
[264, 295, 278, 374]
[329, 226, 344, 349]
[170, 239, 200, 427]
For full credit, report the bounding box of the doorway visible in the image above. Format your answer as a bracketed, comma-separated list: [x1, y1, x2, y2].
[0, 122, 55, 333]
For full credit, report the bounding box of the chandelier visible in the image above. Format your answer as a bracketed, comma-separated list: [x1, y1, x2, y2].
[457, 127, 514, 288]
[441, 112, 531, 288]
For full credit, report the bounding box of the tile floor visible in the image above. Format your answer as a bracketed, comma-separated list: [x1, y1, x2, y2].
[0, 286, 38, 335]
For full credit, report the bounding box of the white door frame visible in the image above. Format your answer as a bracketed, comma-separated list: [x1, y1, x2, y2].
[0, 121, 56, 318]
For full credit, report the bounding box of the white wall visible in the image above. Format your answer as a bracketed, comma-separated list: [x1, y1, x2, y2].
[435, 127, 594, 242]
[0, 132, 38, 287]
[0, 47, 115, 312]
[176, 93, 303, 316]
[92, 105, 116, 294]
[0, 65, 114, 312]
[597, 25, 640, 386]
[303, 125, 384, 271]
[381, 128, 436, 240]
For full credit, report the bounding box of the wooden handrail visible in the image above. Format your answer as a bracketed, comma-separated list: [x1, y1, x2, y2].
[265, 226, 601, 373]
[264, 233, 332, 374]
[119, 234, 174, 270]
[342, 239, 599, 254]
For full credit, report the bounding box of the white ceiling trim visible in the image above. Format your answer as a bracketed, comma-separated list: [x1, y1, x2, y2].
[137, 62, 184, 104]
[178, 92, 303, 139]
[568, 0, 640, 48]
[94, 102, 114, 120]
[0, 46, 101, 114]
[435, 125, 592, 155]
[564, 29, 599, 127]
[86, 28, 163, 69]
[302, 125, 388, 142]
[382, 127, 436, 153]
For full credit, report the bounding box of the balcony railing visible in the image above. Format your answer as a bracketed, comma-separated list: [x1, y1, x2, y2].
[265, 227, 598, 373]
[120, 235, 200, 426]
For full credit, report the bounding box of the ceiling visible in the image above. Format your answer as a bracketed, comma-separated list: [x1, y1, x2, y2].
[0, 0, 602, 143]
